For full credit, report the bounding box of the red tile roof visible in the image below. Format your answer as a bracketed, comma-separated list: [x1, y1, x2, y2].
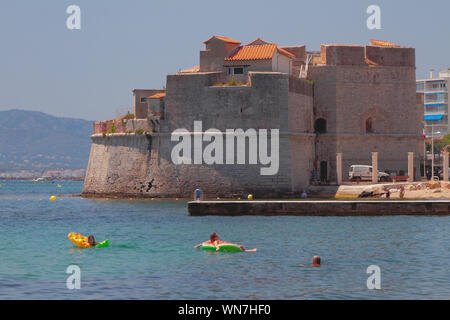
[224, 41, 295, 61]
[245, 38, 270, 46]
[225, 44, 276, 61]
[203, 36, 241, 45]
[369, 39, 401, 48]
[148, 92, 166, 99]
[277, 47, 296, 59]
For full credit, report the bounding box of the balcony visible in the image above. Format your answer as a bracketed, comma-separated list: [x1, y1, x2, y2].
[424, 105, 448, 114]
[424, 92, 448, 104]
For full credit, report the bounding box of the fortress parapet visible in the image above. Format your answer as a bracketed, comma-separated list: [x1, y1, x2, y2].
[365, 45, 415, 67]
[315, 40, 415, 67]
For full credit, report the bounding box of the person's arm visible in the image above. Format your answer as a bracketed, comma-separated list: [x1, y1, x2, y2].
[240, 245, 257, 252]
[214, 241, 220, 251]
[194, 243, 202, 249]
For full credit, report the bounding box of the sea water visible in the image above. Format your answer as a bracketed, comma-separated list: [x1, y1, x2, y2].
[0, 180, 449, 299]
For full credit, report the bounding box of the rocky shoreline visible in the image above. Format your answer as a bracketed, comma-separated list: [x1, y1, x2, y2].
[335, 180, 450, 199]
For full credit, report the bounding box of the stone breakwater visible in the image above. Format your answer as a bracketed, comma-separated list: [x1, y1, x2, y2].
[188, 200, 450, 216]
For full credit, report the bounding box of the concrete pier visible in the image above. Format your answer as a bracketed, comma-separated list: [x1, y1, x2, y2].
[188, 200, 450, 216]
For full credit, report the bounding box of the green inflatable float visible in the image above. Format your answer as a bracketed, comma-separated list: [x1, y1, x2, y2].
[94, 239, 109, 248]
[200, 242, 242, 252]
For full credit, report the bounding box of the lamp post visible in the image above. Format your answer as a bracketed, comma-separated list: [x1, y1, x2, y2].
[425, 123, 441, 180]
[431, 125, 441, 179]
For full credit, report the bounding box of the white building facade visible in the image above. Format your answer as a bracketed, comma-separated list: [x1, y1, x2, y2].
[417, 69, 450, 138]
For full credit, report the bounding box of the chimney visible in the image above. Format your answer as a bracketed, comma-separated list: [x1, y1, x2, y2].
[430, 69, 435, 79]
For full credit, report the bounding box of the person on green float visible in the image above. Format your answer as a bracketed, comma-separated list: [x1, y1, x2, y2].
[194, 232, 256, 252]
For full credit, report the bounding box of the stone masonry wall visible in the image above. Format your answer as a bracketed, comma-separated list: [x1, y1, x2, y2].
[83, 71, 315, 198]
[309, 59, 423, 181]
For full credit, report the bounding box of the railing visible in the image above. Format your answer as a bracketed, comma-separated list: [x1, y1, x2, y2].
[425, 106, 448, 113]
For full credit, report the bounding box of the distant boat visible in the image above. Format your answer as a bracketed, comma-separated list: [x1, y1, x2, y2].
[33, 176, 53, 182]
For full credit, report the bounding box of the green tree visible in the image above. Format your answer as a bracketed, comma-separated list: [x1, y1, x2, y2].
[442, 134, 450, 146]
[434, 140, 446, 153]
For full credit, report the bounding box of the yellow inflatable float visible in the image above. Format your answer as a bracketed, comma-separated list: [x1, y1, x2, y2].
[67, 232, 109, 248]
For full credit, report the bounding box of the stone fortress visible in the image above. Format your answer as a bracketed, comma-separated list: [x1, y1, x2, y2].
[81, 36, 423, 198]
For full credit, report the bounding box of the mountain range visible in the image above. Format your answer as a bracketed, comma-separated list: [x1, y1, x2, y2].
[0, 109, 93, 178]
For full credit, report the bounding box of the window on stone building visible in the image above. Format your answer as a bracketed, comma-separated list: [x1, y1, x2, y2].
[366, 117, 373, 133]
[314, 118, 327, 134]
[140, 97, 147, 103]
[233, 67, 244, 75]
[160, 101, 165, 120]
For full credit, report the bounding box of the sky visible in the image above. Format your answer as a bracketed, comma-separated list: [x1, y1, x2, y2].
[0, 0, 449, 120]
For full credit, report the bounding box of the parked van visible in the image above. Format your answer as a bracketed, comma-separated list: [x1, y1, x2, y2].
[438, 167, 450, 180]
[349, 165, 390, 182]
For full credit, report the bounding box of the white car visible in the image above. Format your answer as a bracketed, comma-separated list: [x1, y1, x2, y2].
[349, 165, 390, 182]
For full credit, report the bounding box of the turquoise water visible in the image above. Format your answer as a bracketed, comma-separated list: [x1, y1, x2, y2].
[1, 180, 449, 299]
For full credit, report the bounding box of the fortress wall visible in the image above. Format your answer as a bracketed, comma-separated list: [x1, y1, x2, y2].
[289, 76, 313, 97]
[289, 132, 315, 190]
[309, 62, 423, 181]
[83, 72, 305, 198]
[308, 66, 338, 132]
[165, 72, 289, 131]
[320, 45, 366, 66]
[288, 78, 315, 191]
[314, 135, 338, 182]
[334, 66, 420, 134]
[336, 135, 424, 179]
[93, 119, 151, 134]
[333, 64, 422, 179]
[365, 46, 415, 67]
[93, 120, 127, 134]
[82, 133, 293, 198]
[288, 91, 313, 133]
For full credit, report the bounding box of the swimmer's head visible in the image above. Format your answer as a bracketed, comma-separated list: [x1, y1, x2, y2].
[312, 255, 321, 266]
[210, 232, 219, 242]
[88, 235, 95, 246]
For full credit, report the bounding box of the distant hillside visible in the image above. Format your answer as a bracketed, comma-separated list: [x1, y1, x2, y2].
[0, 109, 93, 177]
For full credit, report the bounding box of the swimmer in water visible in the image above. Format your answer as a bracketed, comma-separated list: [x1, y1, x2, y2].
[300, 255, 322, 267]
[87, 235, 97, 247]
[311, 255, 321, 267]
[194, 232, 257, 252]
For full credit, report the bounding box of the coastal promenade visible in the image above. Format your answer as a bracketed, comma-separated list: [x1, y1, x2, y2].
[188, 199, 450, 216]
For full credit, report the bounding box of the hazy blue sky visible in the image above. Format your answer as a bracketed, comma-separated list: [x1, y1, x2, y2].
[0, 0, 449, 120]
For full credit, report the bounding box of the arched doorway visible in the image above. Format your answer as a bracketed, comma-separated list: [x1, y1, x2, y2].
[366, 117, 373, 133]
[314, 118, 327, 133]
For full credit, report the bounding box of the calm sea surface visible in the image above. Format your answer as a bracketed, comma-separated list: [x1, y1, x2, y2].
[0, 180, 449, 299]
